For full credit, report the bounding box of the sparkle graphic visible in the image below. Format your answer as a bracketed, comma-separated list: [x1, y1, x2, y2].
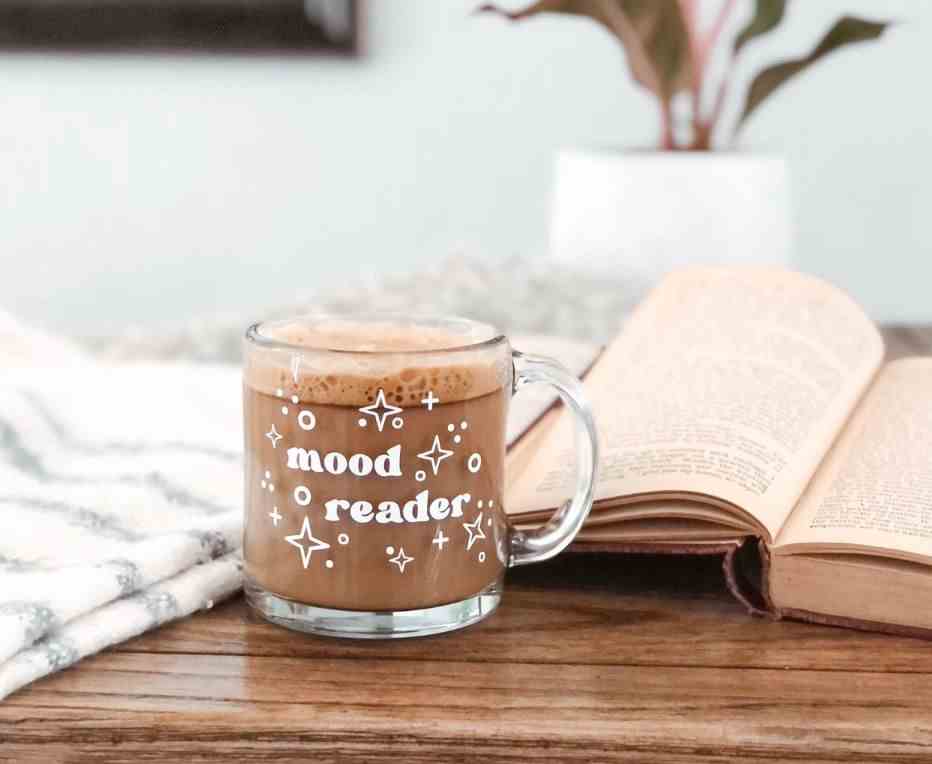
[358, 389, 403, 432]
[284, 516, 331, 569]
[388, 547, 415, 573]
[421, 391, 440, 411]
[417, 435, 453, 476]
[268, 506, 283, 526]
[265, 424, 283, 449]
[432, 528, 450, 551]
[463, 512, 487, 551]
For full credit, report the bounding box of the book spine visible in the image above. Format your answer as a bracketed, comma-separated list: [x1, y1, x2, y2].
[722, 539, 778, 618]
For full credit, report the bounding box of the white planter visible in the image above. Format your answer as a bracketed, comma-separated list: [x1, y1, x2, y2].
[549, 149, 792, 284]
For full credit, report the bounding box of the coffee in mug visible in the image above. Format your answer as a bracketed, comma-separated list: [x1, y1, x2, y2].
[243, 315, 597, 638]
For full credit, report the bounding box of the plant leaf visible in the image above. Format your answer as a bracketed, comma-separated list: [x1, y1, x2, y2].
[733, 0, 787, 55]
[735, 16, 890, 135]
[477, 0, 693, 100]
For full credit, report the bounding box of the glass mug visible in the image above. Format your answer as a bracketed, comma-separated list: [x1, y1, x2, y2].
[242, 314, 598, 638]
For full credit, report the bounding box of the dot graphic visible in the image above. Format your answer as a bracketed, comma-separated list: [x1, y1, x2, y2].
[467, 453, 482, 473]
[477, 500, 484, 509]
[447, 424, 455, 432]
[478, 552, 486, 563]
[267, 483, 275, 493]
[265, 470, 271, 479]
[391, 416, 404, 430]
[415, 469, 426, 482]
[260, 480, 267, 489]
[385, 546, 395, 555]
[276, 388, 283, 397]
[489, 499, 495, 507]
[294, 486, 313, 506]
[281, 406, 289, 415]
[460, 421, 468, 430]
[487, 517, 492, 526]
[338, 533, 350, 545]
[325, 560, 334, 569]
[291, 395, 299, 404]
[358, 418, 367, 428]
[298, 410, 317, 431]
[453, 434, 462, 444]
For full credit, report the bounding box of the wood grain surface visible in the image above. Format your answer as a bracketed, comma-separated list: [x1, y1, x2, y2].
[1, 326, 930, 763]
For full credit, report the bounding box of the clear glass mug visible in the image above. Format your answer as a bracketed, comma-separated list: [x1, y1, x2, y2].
[242, 314, 598, 638]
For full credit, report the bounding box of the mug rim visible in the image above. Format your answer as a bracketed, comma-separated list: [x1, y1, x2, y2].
[245, 312, 507, 356]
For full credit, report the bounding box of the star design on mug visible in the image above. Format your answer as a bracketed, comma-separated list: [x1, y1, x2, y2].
[388, 547, 415, 573]
[358, 389, 403, 432]
[265, 424, 283, 449]
[417, 435, 453, 476]
[463, 512, 487, 551]
[284, 516, 331, 569]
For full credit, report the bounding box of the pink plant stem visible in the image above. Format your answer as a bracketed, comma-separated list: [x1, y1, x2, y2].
[697, 0, 737, 145]
[702, 0, 737, 61]
[677, 0, 704, 147]
[660, 99, 676, 150]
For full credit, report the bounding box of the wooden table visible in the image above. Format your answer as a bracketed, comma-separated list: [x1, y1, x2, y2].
[3, 327, 932, 762]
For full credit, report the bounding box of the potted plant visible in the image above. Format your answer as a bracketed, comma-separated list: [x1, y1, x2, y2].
[478, 0, 890, 280]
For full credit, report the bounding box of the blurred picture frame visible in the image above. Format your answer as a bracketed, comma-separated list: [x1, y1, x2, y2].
[0, 0, 360, 54]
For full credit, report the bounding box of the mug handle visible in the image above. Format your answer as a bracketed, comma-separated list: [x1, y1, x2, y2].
[508, 351, 600, 566]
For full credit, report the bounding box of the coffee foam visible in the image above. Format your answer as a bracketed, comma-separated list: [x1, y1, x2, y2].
[265, 320, 483, 353]
[245, 319, 509, 407]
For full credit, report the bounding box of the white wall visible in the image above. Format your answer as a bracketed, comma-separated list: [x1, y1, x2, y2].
[0, 0, 928, 333]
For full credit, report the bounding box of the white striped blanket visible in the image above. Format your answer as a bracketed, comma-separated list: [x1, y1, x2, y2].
[0, 363, 244, 699]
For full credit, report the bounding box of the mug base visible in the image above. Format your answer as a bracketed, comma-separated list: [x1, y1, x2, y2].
[244, 578, 503, 639]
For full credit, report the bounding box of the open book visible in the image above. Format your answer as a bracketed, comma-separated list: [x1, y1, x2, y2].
[506, 266, 932, 638]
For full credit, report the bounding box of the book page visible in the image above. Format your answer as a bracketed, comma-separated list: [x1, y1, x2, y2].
[506, 267, 884, 542]
[776, 359, 932, 561]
